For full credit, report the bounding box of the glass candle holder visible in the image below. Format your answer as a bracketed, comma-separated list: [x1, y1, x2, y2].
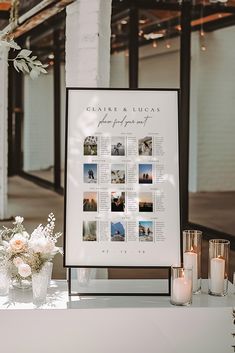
[208, 239, 230, 296]
[0, 266, 10, 296]
[170, 266, 193, 306]
[183, 230, 202, 294]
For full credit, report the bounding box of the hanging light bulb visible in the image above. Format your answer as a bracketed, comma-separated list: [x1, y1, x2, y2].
[177, 25, 181, 32]
[166, 42, 171, 49]
[152, 40, 157, 48]
[201, 44, 206, 51]
[200, 30, 205, 37]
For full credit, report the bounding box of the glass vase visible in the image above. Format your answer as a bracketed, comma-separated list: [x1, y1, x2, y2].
[171, 266, 193, 306]
[183, 230, 202, 294]
[12, 277, 32, 290]
[44, 261, 53, 287]
[208, 239, 230, 296]
[0, 266, 10, 296]
[32, 262, 51, 304]
[76, 268, 94, 286]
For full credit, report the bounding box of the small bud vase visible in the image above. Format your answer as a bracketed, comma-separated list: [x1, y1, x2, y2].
[32, 262, 52, 304]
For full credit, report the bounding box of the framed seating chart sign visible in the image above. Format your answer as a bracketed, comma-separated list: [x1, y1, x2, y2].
[64, 88, 181, 269]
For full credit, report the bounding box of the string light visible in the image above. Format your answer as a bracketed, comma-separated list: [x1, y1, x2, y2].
[200, 2, 206, 52]
[165, 14, 171, 50]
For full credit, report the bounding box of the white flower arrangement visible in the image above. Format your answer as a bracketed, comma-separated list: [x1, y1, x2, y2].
[0, 213, 62, 281]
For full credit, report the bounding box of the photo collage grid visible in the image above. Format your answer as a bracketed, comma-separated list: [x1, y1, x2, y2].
[82, 135, 163, 242]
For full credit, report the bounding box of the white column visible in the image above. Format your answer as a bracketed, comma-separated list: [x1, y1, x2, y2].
[65, 0, 112, 279]
[66, 0, 111, 87]
[0, 47, 9, 220]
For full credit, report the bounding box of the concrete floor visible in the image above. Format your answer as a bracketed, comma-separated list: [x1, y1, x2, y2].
[1, 176, 235, 282]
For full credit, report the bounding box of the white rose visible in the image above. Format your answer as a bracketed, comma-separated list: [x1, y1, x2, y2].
[18, 263, 31, 278]
[13, 257, 24, 267]
[9, 234, 27, 253]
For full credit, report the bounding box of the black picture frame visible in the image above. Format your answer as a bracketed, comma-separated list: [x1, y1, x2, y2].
[64, 88, 182, 296]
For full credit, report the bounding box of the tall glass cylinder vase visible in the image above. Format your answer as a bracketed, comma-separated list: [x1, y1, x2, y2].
[208, 239, 230, 296]
[183, 230, 202, 293]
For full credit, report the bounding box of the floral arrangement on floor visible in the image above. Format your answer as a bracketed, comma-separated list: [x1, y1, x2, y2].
[0, 213, 62, 282]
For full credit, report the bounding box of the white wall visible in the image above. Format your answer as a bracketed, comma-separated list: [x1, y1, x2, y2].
[110, 38, 180, 89]
[23, 69, 54, 172]
[110, 27, 235, 192]
[0, 47, 8, 219]
[196, 26, 235, 191]
[23, 63, 66, 173]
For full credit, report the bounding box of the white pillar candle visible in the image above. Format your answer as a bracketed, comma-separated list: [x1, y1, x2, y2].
[172, 277, 192, 305]
[184, 251, 198, 292]
[210, 257, 225, 294]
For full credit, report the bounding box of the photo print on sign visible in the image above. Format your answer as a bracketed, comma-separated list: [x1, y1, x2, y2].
[139, 192, 153, 212]
[83, 163, 97, 183]
[111, 221, 125, 241]
[138, 136, 152, 156]
[139, 164, 153, 184]
[111, 136, 125, 156]
[83, 192, 97, 212]
[111, 191, 125, 212]
[84, 136, 98, 156]
[111, 164, 125, 184]
[83, 221, 97, 241]
[139, 221, 153, 242]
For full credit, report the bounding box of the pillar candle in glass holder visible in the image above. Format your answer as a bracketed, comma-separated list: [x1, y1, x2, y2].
[171, 267, 192, 306]
[183, 250, 198, 292]
[172, 277, 192, 305]
[210, 256, 225, 294]
[183, 230, 202, 293]
[208, 239, 229, 296]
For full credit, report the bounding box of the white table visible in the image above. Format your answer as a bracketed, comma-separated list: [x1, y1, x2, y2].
[0, 280, 234, 353]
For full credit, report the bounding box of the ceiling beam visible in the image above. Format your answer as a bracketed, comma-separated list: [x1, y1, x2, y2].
[194, 13, 235, 31]
[2, 0, 73, 38]
[112, 0, 181, 11]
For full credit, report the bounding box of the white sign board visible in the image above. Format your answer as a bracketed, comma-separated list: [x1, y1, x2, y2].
[65, 88, 181, 267]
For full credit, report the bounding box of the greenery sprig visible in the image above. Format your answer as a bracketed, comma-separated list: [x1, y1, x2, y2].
[0, 30, 48, 79]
